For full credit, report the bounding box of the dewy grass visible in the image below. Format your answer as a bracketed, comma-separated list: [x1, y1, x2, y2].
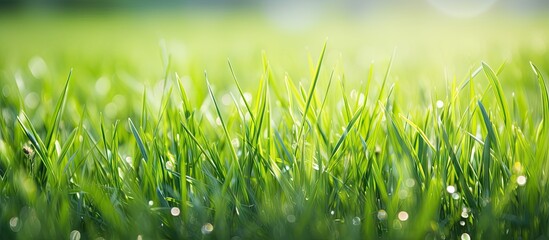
[2, 39, 549, 239]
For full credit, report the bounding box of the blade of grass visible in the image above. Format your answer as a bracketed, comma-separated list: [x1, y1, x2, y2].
[482, 62, 510, 125]
[295, 42, 327, 153]
[129, 118, 148, 163]
[45, 69, 72, 158]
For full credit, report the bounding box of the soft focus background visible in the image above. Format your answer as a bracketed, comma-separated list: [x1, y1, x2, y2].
[1, 0, 549, 120]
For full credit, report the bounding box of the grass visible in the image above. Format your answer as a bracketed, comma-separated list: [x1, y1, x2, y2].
[1, 10, 549, 239]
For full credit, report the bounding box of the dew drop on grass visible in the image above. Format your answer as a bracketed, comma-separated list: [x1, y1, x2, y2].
[461, 233, 471, 240]
[405, 178, 416, 188]
[352, 217, 361, 226]
[148, 200, 154, 206]
[446, 185, 456, 194]
[70, 230, 81, 240]
[330, 210, 335, 215]
[201, 223, 214, 234]
[231, 138, 240, 148]
[137, 235, 143, 240]
[166, 161, 174, 171]
[517, 175, 527, 186]
[170, 207, 180, 216]
[459, 221, 466, 226]
[125, 156, 133, 165]
[377, 210, 388, 221]
[9, 217, 20, 232]
[452, 193, 460, 200]
[461, 211, 469, 219]
[436, 100, 444, 109]
[350, 90, 358, 99]
[398, 211, 409, 221]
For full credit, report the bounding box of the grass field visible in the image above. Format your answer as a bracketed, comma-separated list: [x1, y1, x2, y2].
[1, 9, 549, 239]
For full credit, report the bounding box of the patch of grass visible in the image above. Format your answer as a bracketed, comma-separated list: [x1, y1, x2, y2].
[1, 11, 549, 239]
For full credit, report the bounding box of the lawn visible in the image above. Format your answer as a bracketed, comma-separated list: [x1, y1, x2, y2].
[1, 9, 549, 239]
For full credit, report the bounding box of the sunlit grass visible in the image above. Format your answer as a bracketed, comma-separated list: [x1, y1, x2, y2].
[1, 11, 549, 239]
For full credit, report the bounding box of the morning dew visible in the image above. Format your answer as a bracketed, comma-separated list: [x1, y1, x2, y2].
[517, 175, 527, 186]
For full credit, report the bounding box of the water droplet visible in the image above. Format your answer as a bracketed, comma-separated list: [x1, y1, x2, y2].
[330, 210, 335, 215]
[125, 156, 133, 165]
[137, 235, 143, 240]
[377, 210, 388, 220]
[452, 192, 460, 200]
[166, 161, 175, 171]
[231, 138, 240, 148]
[459, 221, 466, 226]
[148, 201, 154, 206]
[352, 217, 361, 226]
[398, 211, 409, 221]
[201, 223, 214, 234]
[9, 217, 20, 232]
[170, 207, 180, 216]
[436, 100, 444, 109]
[70, 230, 81, 240]
[286, 214, 296, 223]
[446, 185, 456, 194]
[405, 178, 416, 188]
[461, 211, 469, 219]
[517, 175, 527, 186]
[461, 233, 471, 240]
[350, 90, 358, 99]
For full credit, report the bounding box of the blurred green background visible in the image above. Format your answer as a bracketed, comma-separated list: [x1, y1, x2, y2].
[1, 0, 548, 120]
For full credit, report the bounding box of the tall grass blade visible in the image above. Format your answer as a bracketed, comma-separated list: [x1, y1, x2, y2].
[128, 118, 148, 162]
[482, 62, 510, 125]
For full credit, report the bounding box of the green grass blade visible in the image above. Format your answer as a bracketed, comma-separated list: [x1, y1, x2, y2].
[295, 42, 327, 152]
[482, 62, 510, 125]
[45, 69, 72, 157]
[128, 118, 148, 162]
[228, 59, 256, 123]
[478, 101, 494, 199]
